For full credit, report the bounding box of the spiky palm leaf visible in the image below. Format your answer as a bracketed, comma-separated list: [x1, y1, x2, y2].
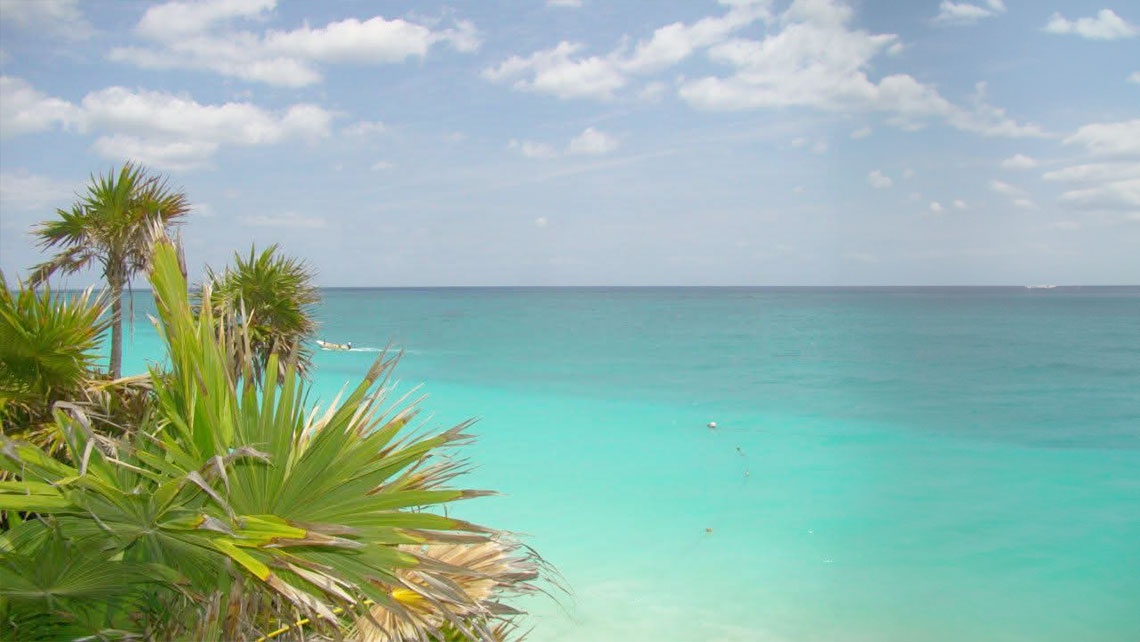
[28, 162, 189, 378]
[0, 240, 543, 640]
[0, 272, 109, 443]
[201, 244, 320, 382]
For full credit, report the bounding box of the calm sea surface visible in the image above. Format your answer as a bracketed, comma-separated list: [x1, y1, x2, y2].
[119, 287, 1140, 641]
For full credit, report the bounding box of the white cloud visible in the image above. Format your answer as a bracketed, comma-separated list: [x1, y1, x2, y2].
[484, 0, 1043, 139]
[902, 168, 916, 179]
[929, 201, 944, 212]
[1128, 71, 1140, 84]
[484, 41, 627, 100]
[483, 1, 769, 100]
[534, 216, 550, 228]
[0, 0, 92, 39]
[954, 199, 968, 209]
[546, 0, 582, 7]
[850, 126, 872, 139]
[1047, 123, 1140, 214]
[91, 136, 221, 171]
[989, 179, 1038, 211]
[370, 160, 395, 171]
[1043, 162, 1140, 184]
[791, 136, 827, 153]
[240, 212, 327, 228]
[509, 139, 558, 159]
[79, 87, 331, 145]
[677, 3, 1045, 138]
[0, 76, 333, 169]
[934, 1, 1006, 26]
[1001, 153, 1038, 169]
[110, 1, 480, 87]
[1063, 119, 1140, 157]
[568, 126, 619, 155]
[1056, 179, 1140, 211]
[867, 170, 892, 188]
[0, 76, 82, 137]
[1044, 162, 1140, 213]
[134, 0, 274, 39]
[989, 179, 1026, 197]
[1044, 9, 1137, 40]
[0, 169, 77, 212]
[342, 120, 386, 136]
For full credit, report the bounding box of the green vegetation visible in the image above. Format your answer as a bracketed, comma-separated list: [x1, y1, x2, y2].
[201, 244, 320, 382]
[0, 276, 108, 427]
[0, 166, 548, 641]
[28, 163, 190, 378]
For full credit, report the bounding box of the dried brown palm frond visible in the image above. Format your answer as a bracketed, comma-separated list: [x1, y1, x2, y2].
[354, 539, 542, 642]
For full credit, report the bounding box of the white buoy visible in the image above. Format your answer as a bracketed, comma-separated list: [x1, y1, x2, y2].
[707, 421, 717, 429]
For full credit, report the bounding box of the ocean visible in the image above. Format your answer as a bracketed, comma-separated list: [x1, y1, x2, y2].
[118, 286, 1140, 641]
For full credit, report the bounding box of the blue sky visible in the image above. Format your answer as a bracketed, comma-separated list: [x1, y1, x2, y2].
[1, 0, 1137, 285]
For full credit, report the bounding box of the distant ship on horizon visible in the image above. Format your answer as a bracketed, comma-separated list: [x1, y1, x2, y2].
[1026, 284, 1058, 289]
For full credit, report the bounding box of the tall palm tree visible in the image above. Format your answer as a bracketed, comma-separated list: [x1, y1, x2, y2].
[201, 244, 320, 381]
[28, 163, 189, 378]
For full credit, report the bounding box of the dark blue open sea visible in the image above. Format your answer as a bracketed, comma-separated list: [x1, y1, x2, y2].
[120, 286, 1140, 641]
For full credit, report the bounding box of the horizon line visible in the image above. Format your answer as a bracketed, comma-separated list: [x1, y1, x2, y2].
[35, 283, 1140, 291]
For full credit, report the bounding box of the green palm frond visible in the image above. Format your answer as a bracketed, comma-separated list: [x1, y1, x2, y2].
[0, 521, 170, 641]
[200, 244, 320, 381]
[27, 162, 189, 379]
[0, 272, 109, 436]
[0, 240, 546, 641]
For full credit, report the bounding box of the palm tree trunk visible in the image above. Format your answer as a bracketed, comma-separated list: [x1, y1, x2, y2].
[110, 281, 123, 379]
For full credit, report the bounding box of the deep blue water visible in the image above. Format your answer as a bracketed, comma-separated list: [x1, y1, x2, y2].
[119, 286, 1140, 641]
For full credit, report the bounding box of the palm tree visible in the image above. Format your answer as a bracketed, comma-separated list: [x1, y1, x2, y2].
[1, 240, 544, 640]
[201, 244, 320, 381]
[0, 271, 109, 435]
[28, 163, 189, 378]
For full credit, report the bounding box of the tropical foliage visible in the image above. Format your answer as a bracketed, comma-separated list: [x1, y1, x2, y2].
[201, 244, 320, 382]
[0, 240, 543, 641]
[28, 163, 189, 378]
[0, 273, 109, 436]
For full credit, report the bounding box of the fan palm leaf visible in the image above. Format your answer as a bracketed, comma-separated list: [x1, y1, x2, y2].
[0, 240, 546, 640]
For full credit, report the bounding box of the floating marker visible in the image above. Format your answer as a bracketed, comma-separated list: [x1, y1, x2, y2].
[707, 421, 717, 429]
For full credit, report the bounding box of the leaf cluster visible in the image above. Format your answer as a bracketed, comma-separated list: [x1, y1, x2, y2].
[1, 242, 543, 641]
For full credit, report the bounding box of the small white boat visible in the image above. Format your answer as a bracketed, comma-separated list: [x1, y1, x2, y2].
[317, 339, 352, 351]
[1025, 284, 1057, 289]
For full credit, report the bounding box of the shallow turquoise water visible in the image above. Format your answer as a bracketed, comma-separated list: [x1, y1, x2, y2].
[119, 287, 1140, 641]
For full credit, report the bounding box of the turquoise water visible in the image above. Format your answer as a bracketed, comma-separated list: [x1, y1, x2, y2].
[119, 287, 1140, 641]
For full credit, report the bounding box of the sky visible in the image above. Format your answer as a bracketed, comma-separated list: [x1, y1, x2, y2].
[0, 0, 1137, 286]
